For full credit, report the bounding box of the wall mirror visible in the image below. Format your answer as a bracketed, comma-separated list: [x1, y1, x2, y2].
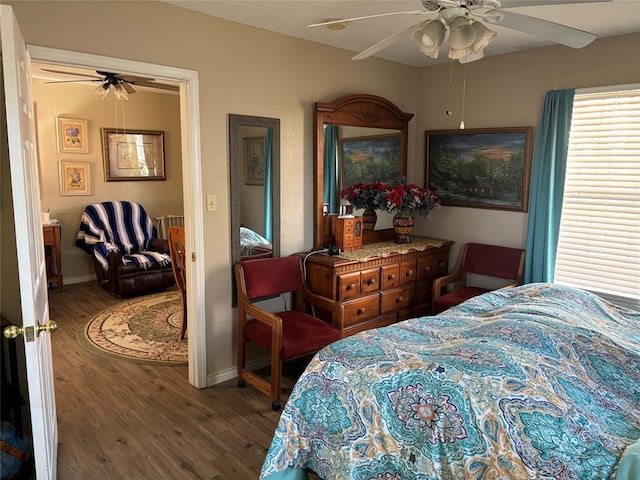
[314, 94, 414, 249]
[229, 113, 281, 273]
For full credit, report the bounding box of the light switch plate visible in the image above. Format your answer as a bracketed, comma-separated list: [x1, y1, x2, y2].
[206, 194, 217, 212]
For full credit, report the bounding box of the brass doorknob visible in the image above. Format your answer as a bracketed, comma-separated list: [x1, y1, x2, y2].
[38, 321, 58, 335]
[3, 321, 58, 339]
[3, 325, 22, 339]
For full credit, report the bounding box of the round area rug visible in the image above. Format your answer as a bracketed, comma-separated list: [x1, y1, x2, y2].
[78, 291, 187, 365]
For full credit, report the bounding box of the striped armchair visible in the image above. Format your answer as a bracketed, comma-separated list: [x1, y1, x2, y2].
[75, 201, 175, 297]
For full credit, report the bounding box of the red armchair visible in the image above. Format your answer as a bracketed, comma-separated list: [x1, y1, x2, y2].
[234, 256, 341, 410]
[432, 243, 525, 315]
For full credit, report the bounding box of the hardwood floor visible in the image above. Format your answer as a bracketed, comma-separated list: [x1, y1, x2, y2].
[47, 282, 301, 480]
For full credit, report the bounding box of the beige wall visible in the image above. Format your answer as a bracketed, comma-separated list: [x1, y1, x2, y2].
[413, 33, 640, 264]
[5, 1, 639, 382]
[6, 1, 419, 381]
[32, 78, 183, 279]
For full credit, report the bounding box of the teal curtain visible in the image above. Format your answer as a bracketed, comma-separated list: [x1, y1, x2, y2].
[524, 89, 575, 283]
[263, 128, 273, 243]
[323, 125, 339, 214]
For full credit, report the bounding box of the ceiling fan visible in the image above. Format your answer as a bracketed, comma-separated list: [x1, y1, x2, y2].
[308, 0, 611, 63]
[42, 68, 179, 99]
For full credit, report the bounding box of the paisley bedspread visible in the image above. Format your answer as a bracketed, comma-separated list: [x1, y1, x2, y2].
[260, 283, 640, 480]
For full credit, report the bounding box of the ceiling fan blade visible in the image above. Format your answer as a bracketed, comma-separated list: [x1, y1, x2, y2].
[44, 79, 102, 84]
[41, 68, 103, 80]
[308, 10, 426, 28]
[117, 74, 159, 83]
[495, 10, 597, 48]
[133, 80, 179, 92]
[353, 18, 434, 60]
[121, 82, 137, 95]
[500, 0, 611, 7]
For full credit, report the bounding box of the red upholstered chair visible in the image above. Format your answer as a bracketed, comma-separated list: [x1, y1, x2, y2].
[432, 243, 525, 315]
[234, 256, 341, 410]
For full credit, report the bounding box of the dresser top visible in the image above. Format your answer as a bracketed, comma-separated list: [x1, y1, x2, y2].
[303, 237, 453, 267]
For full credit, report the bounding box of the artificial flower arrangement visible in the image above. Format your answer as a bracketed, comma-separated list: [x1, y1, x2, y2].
[381, 178, 441, 218]
[339, 181, 388, 211]
[340, 178, 440, 218]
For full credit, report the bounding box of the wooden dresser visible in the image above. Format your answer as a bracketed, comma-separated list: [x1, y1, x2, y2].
[305, 237, 453, 337]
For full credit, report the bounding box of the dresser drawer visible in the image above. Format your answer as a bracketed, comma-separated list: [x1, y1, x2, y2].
[380, 286, 413, 313]
[338, 272, 361, 300]
[361, 268, 380, 294]
[381, 264, 399, 290]
[342, 313, 396, 337]
[399, 260, 416, 286]
[342, 295, 380, 327]
[417, 253, 449, 280]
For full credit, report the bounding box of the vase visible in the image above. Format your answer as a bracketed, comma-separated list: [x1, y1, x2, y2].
[392, 210, 415, 244]
[362, 205, 377, 231]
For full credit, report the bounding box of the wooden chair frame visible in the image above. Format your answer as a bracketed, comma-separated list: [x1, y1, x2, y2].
[234, 257, 341, 410]
[168, 226, 187, 340]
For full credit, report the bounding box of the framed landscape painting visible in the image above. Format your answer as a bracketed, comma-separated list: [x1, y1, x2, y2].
[425, 127, 533, 212]
[340, 134, 401, 187]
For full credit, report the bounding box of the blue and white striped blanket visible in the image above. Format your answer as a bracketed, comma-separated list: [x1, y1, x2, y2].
[75, 201, 171, 272]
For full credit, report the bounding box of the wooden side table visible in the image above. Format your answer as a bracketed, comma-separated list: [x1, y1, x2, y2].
[42, 224, 63, 288]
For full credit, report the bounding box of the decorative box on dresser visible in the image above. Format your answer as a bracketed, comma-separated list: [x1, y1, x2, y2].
[305, 237, 453, 338]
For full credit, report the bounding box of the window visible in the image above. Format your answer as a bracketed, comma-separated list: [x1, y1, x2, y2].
[554, 85, 640, 311]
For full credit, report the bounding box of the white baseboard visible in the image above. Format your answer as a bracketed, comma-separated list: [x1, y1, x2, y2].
[206, 357, 270, 387]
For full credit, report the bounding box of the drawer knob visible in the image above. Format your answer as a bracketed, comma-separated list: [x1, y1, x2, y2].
[357, 308, 366, 315]
[367, 278, 376, 285]
[424, 266, 431, 272]
[438, 260, 445, 267]
[406, 270, 413, 277]
[347, 283, 356, 290]
[396, 296, 403, 303]
[387, 274, 395, 280]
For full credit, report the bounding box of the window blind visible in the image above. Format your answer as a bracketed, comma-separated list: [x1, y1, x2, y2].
[554, 86, 640, 311]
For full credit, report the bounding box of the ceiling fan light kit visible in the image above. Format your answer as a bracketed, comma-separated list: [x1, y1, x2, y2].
[414, 19, 446, 58]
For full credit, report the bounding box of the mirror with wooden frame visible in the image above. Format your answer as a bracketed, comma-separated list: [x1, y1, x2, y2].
[229, 114, 281, 270]
[313, 94, 414, 249]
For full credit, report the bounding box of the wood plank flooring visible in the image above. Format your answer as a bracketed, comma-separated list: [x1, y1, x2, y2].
[46, 282, 304, 480]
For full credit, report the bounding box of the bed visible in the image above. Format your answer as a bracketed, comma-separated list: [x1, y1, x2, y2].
[260, 283, 640, 480]
[240, 226, 272, 260]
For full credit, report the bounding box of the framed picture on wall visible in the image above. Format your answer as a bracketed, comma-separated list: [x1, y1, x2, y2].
[101, 128, 166, 181]
[58, 161, 91, 196]
[425, 126, 533, 212]
[243, 136, 266, 185]
[57, 117, 88, 153]
[339, 133, 401, 187]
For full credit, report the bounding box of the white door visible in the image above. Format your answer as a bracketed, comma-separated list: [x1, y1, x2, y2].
[1, 5, 58, 479]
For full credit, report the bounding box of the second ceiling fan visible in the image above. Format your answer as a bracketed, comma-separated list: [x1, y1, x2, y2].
[43, 68, 179, 99]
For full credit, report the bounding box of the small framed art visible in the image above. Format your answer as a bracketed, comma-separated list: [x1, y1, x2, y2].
[58, 161, 91, 196]
[57, 117, 88, 153]
[243, 136, 266, 185]
[101, 128, 166, 181]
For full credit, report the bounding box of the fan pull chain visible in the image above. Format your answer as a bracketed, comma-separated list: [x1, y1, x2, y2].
[460, 62, 467, 130]
[445, 60, 454, 117]
[113, 94, 127, 135]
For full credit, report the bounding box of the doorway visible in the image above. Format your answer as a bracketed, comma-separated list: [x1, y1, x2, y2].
[27, 45, 207, 388]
